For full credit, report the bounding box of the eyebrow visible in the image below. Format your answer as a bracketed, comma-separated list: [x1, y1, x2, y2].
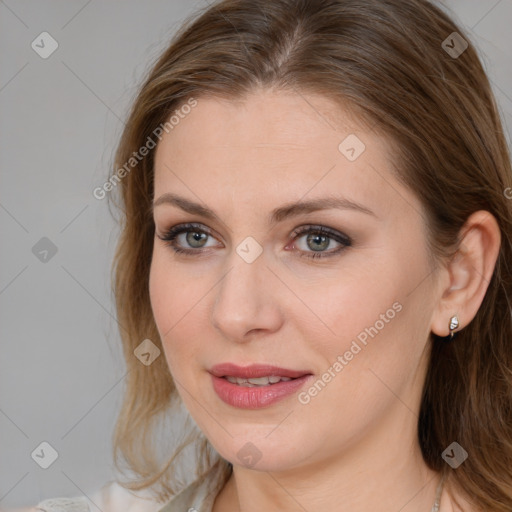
[152, 192, 377, 224]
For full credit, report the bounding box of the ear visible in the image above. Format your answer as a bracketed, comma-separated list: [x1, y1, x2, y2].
[430, 210, 501, 337]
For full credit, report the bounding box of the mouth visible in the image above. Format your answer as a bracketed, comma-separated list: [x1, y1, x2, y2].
[209, 363, 313, 408]
[210, 362, 311, 380]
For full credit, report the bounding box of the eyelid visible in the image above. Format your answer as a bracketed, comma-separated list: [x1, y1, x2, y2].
[290, 224, 351, 244]
[156, 222, 220, 243]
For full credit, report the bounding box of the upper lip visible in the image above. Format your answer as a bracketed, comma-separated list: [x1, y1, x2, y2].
[209, 363, 312, 379]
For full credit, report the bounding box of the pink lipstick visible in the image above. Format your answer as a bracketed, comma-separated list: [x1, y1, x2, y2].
[210, 363, 313, 409]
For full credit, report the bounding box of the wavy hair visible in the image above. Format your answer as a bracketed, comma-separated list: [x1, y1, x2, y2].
[108, 0, 512, 509]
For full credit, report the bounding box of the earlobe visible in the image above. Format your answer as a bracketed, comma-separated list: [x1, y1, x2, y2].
[430, 210, 501, 339]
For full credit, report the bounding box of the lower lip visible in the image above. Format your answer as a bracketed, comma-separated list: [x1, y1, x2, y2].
[211, 374, 312, 409]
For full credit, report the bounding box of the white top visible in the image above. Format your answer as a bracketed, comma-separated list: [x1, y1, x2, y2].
[34, 465, 444, 511]
[34, 463, 228, 512]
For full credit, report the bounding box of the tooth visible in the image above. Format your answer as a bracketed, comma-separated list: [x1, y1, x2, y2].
[247, 377, 271, 385]
[224, 375, 295, 386]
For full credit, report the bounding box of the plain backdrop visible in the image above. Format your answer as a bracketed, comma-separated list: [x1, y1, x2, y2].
[1, 0, 511, 508]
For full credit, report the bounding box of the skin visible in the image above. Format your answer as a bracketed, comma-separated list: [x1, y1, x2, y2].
[149, 88, 501, 512]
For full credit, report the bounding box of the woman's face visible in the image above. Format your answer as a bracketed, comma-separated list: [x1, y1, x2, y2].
[150, 89, 440, 472]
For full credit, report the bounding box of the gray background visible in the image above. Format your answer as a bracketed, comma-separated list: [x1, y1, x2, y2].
[1, 0, 511, 508]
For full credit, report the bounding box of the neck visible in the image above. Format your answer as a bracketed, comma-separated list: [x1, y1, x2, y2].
[214, 405, 442, 512]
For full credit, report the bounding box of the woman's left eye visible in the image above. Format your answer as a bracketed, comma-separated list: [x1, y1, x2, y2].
[156, 223, 352, 260]
[290, 226, 352, 259]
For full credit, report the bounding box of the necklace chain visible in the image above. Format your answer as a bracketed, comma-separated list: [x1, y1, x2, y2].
[430, 475, 445, 512]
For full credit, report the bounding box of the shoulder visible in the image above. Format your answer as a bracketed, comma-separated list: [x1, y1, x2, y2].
[29, 496, 91, 512]
[8, 508, 40, 512]
[30, 481, 163, 512]
[27, 463, 230, 512]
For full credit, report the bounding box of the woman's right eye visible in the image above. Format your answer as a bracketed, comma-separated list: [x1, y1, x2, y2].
[157, 223, 219, 256]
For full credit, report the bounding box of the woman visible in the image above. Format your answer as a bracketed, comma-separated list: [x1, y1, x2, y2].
[33, 0, 512, 510]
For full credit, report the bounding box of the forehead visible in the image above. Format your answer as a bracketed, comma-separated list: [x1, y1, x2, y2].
[153, 89, 419, 221]
[156, 89, 370, 155]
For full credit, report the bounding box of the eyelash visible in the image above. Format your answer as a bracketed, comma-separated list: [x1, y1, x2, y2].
[156, 222, 352, 260]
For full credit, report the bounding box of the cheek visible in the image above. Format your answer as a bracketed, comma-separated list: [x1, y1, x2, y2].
[299, 263, 399, 355]
[149, 249, 196, 363]
[304, 252, 429, 385]
[293, 277, 426, 440]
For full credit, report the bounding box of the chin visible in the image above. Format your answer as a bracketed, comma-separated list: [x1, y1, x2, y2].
[210, 434, 313, 473]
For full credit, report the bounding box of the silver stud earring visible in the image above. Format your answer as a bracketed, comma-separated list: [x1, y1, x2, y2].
[448, 314, 459, 340]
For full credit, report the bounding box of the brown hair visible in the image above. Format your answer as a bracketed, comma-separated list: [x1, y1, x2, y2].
[109, 0, 512, 509]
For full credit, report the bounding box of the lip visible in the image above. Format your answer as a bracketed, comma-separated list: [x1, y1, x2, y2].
[209, 363, 313, 409]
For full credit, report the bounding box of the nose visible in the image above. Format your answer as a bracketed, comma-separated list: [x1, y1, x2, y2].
[210, 249, 284, 343]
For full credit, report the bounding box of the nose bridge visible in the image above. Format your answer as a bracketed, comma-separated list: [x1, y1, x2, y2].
[211, 247, 281, 339]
